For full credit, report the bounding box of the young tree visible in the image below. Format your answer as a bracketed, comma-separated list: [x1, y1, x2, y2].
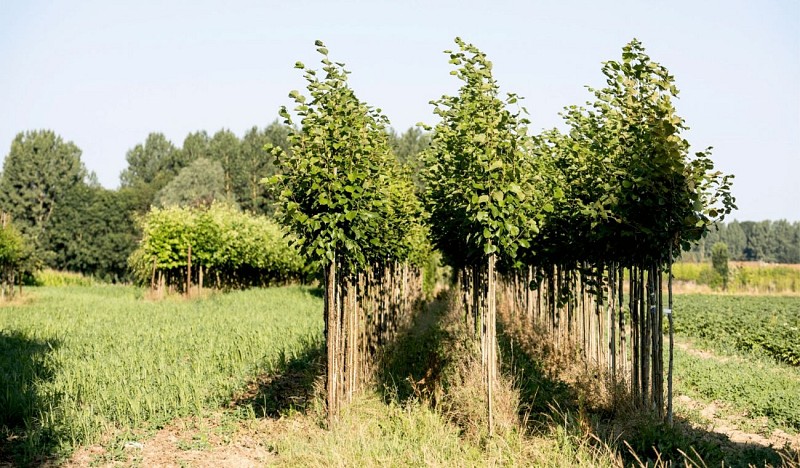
[529, 39, 736, 419]
[711, 241, 730, 289]
[270, 41, 423, 423]
[421, 38, 543, 433]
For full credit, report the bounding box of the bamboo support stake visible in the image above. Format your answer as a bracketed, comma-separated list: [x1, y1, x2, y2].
[186, 245, 192, 296]
[487, 251, 496, 436]
[609, 266, 617, 388]
[667, 255, 675, 425]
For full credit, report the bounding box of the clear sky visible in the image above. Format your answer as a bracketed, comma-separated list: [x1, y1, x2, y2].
[1, 0, 798, 221]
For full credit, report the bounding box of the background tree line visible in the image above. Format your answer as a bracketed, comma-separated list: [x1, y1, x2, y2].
[0, 125, 429, 282]
[685, 220, 800, 264]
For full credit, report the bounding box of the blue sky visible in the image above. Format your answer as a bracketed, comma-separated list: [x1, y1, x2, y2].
[1, 0, 798, 221]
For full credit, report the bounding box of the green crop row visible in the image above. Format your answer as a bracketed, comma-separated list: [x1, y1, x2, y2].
[673, 294, 800, 365]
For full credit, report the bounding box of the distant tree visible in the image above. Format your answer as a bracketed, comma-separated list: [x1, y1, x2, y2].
[120, 133, 185, 208]
[742, 221, 771, 261]
[388, 127, 430, 192]
[154, 158, 229, 208]
[687, 219, 800, 264]
[771, 220, 800, 264]
[793, 222, 800, 264]
[725, 220, 747, 260]
[43, 184, 138, 281]
[181, 131, 211, 163]
[0, 130, 86, 266]
[711, 241, 730, 289]
[236, 122, 287, 214]
[209, 129, 241, 198]
[263, 120, 291, 153]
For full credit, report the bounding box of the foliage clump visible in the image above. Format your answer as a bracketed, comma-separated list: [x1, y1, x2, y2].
[536, 39, 735, 268]
[269, 41, 427, 273]
[0, 219, 26, 297]
[421, 37, 543, 270]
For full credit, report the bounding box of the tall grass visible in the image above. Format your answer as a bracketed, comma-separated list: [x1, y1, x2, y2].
[672, 261, 800, 293]
[0, 285, 321, 463]
[33, 269, 98, 287]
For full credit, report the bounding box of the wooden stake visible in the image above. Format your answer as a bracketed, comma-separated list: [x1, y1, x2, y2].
[487, 251, 495, 436]
[186, 245, 192, 296]
[325, 258, 337, 425]
[667, 253, 675, 425]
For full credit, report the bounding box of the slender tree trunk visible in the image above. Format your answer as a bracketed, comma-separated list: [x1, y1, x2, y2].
[487, 251, 496, 436]
[325, 258, 338, 425]
[609, 264, 617, 399]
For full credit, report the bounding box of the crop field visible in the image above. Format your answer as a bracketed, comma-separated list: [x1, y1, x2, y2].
[673, 294, 800, 365]
[670, 294, 800, 446]
[0, 285, 322, 463]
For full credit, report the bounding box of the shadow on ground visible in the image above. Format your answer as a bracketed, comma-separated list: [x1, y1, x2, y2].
[496, 316, 798, 468]
[230, 336, 326, 418]
[0, 331, 61, 466]
[376, 296, 449, 404]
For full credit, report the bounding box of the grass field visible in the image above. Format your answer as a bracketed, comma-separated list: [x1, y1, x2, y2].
[0, 285, 322, 464]
[673, 294, 800, 365]
[2, 285, 799, 466]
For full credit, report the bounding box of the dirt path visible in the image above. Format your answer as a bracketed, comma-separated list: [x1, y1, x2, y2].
[65, 415, 278, 467]
[673, 339, 800, 452]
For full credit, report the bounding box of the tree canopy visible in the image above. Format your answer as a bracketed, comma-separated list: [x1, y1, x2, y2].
[154, 157, 230, 208]
[0, 130, 87, 267]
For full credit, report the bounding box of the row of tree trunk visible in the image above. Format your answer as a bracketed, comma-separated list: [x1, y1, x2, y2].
[148, 246, 298, 296]
[455, 253, 499, 434]
[499, 263, 674, 420]
[324, 257, 424, 424]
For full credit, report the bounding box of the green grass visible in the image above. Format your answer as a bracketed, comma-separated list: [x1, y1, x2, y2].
[0, 285, 322, 464]
[673, 294, 800, 365]
[673, 344, 800, 431]
[32, 268, 99, 287]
